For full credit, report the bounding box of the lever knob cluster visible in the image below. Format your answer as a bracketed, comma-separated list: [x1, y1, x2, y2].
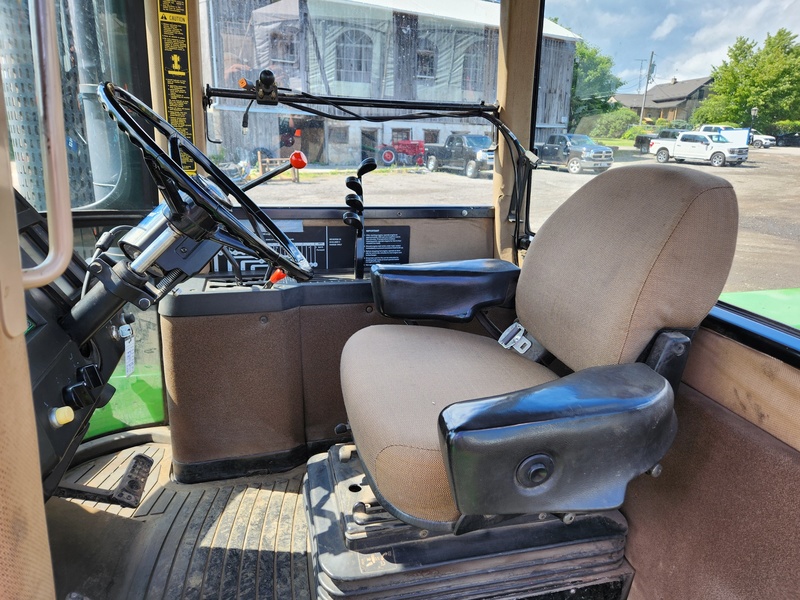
[341, 158, 375, 279]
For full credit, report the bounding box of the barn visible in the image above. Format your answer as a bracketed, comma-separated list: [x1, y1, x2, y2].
[202, 0, 579, 164]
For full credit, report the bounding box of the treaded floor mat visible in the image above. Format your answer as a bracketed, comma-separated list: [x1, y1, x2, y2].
[46, 442, 311, 600]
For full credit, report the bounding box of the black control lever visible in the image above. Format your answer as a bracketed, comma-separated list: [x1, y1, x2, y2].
[357, 157, 377, 179]
[241, 151, 307, 192]
[342, 211, 363, 233]
[342, 211, 365, 280]
[341, 158, 374, 280]
[345, 176, 363, 198]
[345, 193, 363, 215]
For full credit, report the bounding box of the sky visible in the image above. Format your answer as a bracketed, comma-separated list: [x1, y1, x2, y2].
[543, 0, 800, 93]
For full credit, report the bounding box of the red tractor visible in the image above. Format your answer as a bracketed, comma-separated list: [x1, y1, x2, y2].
[377, 139, 425, 166]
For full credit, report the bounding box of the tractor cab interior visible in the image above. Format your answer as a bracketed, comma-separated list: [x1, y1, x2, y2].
[1, 1, 799, 600]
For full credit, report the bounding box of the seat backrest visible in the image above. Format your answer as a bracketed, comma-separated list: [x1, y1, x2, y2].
[516, 165, 738, 372]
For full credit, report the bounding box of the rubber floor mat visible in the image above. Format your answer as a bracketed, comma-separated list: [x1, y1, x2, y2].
[47, 440, 311, 600]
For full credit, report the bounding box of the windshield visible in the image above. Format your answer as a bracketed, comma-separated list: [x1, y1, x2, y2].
[567, 135, 596, 145]
[710, 134, 730, 143]
[464, 135, 493, 149]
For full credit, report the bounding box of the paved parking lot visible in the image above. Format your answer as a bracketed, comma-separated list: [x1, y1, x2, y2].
[251, 146, 800, 294]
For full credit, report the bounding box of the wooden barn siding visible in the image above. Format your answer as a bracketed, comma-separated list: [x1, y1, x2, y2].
[534, 37, 575, 145]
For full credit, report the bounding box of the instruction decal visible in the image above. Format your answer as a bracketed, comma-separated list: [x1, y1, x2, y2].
[211, 226, 411, 275]
[158, 0, 196, 172]
[364, 227, 410, 267]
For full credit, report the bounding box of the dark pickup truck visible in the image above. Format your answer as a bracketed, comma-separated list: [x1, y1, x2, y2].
[534, 134, 614, 174]
[425, 134, 495, 178]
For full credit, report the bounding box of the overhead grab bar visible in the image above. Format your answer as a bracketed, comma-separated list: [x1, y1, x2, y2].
[21, 0, 74, 289]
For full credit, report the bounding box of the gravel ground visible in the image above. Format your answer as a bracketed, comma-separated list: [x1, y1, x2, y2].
[239, 146, 800, 293]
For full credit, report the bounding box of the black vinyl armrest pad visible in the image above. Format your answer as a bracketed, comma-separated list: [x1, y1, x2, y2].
[370, 259, 520, 322]
[438, 363, 677, 516]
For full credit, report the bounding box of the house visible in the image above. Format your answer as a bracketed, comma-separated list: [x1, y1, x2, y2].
[610, 76, 712, 123]
[202, 0, 580, 165]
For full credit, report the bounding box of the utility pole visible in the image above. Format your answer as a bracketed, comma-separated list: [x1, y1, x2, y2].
[638, 51, 655, 126]
[635, 59, 648, 94]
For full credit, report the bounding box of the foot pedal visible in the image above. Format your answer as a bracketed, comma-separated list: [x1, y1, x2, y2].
[55, 454, 154, 508]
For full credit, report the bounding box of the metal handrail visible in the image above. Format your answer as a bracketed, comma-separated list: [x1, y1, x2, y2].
[21, 0, 73, 289]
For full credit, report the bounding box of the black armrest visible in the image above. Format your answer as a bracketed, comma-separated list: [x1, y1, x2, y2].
[370, 259, 519, 322]
[438, 363, 677, 516]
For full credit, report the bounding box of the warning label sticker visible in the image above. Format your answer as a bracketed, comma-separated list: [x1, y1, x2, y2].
[158, 0, 195, 173]
[210, 225, 411, 275]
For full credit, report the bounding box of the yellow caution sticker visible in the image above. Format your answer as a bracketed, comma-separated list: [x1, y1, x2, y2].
[158, 0, 196, 173]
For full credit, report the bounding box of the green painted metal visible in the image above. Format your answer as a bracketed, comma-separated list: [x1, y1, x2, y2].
[85, 355, 164, 439]
[719, 288, 800, 330]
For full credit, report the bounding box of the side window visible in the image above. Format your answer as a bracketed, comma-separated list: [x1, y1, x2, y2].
[0, 1, 155, 211]
[537, 2, 800, 332]
[335, 30, 373, 83]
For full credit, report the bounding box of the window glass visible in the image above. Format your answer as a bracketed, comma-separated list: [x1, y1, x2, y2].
[201, 0, 502, 207]
[423, 129, 440, 144]
[335, 30, 373, 83]
[416, 36, 436, 81]
[392, 128, 411, 143]
[71, 226, 165, 438]
[0, 0, 155, 211]
[271, 29, 298, 64]
[537, 1, 800, 330]
[462, 41, 485, 92]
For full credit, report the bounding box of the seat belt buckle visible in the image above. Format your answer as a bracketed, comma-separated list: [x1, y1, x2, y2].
[498, 322, 533, 355]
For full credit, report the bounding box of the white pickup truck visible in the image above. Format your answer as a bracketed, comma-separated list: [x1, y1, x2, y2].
[698, 124, 775, 148]
[650, 131, 749, 167]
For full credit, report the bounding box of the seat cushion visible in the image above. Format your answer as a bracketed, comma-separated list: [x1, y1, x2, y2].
[341, 324, 557, 525]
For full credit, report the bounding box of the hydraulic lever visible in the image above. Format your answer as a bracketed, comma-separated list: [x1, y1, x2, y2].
[345, 176, 362, 198]
[341, 157, 375, 279]
[357, 157, 377, 178]
[241, 151, 307, 192]
[345, 193, 363, 215]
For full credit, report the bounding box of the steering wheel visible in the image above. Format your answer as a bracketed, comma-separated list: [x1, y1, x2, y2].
[97, 82, 313, 281]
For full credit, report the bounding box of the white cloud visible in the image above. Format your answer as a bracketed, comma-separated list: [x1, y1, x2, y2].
[551, 0, 800, 85]
[652, 14, 681, 40]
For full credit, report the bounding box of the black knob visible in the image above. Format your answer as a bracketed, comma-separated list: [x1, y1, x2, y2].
[259, 69, 276, 88]
[357, 157, 377, 178]
[342, 211, 363, 232]
[345, 193, 363, 214]
[345, 176, 363, 197]
[516, 454, 554, 488]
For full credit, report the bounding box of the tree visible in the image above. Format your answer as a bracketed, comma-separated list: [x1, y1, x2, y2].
[570, 41, 625, 131]
[692, 29, 800, 129]
[589, 108, 639, 138]
[549, 18, 624, 131]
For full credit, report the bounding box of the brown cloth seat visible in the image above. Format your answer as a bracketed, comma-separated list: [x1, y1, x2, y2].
[341, 165, 738, 529]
